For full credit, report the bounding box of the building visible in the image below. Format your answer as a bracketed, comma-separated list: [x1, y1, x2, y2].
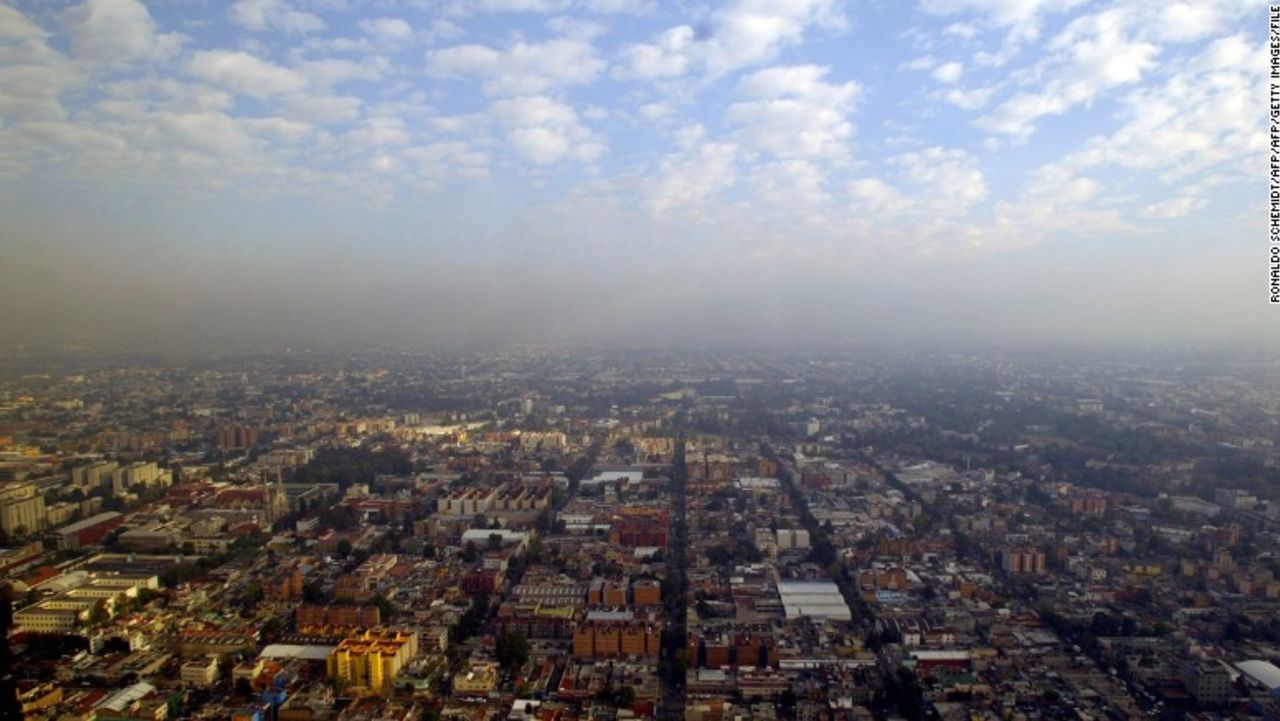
[1237, 660, 1280, 696]
[295, 604, 382, 631]
[14, 571, 156, 632]
[453, 661, 499, 696]
[110, 462, 167, 495]
[55, 512, 125, 550]
[633, 579, 661, 606]
[0, 482, 46, 537]
[17, 682, 62, 718]
[327, 629, 418, 694]
[775, 529, 811, 550]
[215, 424, 260, 450]
[1002, 548, 1047, 574]
[180, 656, 220, 687]
[437, 488, 498, 516]
[571, 611, 661, 660]
[777, 580, 852, 621]
[1215, 488, 1258, 511]
[1182, 661, 1231, 706]
[72, 461, 119, 490]
[459, 528, 530, 551]
[13, 603, 86, 632]
[118, 522, 184, 552]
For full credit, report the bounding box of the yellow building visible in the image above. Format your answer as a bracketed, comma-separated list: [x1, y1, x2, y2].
[327, 628, 418, 694]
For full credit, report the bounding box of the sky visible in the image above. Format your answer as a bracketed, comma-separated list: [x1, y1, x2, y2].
[0, 0, 1269, 351]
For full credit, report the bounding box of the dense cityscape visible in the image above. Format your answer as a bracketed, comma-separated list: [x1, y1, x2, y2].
[0, 348, 1277, 721]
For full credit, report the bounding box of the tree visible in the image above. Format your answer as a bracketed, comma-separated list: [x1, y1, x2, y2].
[261, 616, 284, 640]
[494, 632, 530, 673]
[302, 580, 329, 604]
[615, 686, 636, 709]
[335, 539, 353, 559]
[87, 599, 110, 626]
[234, 677, 253, 698]
[371, 594, 396, 621]
[487, 533, 503, 552]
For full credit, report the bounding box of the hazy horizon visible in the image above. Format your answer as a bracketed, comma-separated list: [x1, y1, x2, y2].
[0, 0, 1267, 352]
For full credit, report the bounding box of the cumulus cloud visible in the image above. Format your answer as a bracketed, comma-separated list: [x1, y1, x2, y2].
[727, 65, 859, 162]
[978, 7, 1158, 138]
[359, 17, 413, 43]
[619, 0, 844, 79]
[646, 141, 738, 215]
[0, 0, 1263, 280]
[427, 36, 604, 95]
[931, 61, 963, 83]
[189, 50, 308, 99]
[62, 0, 184, 65]
[488, 95, 606, 164]
[229, 0, 326, 35]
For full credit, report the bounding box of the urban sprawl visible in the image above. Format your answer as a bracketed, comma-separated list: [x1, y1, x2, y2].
[1, 349, 1279, 721]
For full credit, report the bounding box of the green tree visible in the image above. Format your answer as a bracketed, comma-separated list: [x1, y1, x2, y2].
[370, 594, 396, 621]
[494, 632, 530, 673]
[234, 677, 253, 698]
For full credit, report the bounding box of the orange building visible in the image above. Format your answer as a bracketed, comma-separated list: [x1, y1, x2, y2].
[296, 604, 382, 631]
[632, 579, 661, 606]
[573, 618, 661, 660]
[266, 569, 304, 601]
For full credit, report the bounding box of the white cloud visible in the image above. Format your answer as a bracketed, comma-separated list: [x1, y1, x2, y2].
[902, 56, 936, 71]
[646, 141, 738, 215]
[488, 95, 605, 164]
[749, 159, 829, 209]
[229, 0, 325, 35]
[619, 0, 843, 79]
[727, 64, 859, 162]
[296, 57, 387, 88]
[1055, 34, 1261, 183]
[1141, 195, 1205, 219]
[359, 17, 413, 43]
[402, 142, 489, 183]
[1150, 0, 1267, 43]
[942, 85, 995, 109]
[639, 102, 670, 121]
[0, 4, 75, 120]
[581, 0, 654, 13]
[847, 147, 989, 230]
[923, 0, 1085, 25]
[347, 117, 410, 147]
[921, 0, 1088, 39]
[943, 22, 981, 39]
[508, 126, 571, 163]
[189, 50, 308, 99]
[932, 61, 964, 83]
[893, 147, 989, 209]
[278, 93, 362, 123]
[62, 0, 184, 65]
[849, 177, 910, 213]
[427, 37, 603, 96]
[618, 25, 694, 79]
[978, 7, 1158, 138]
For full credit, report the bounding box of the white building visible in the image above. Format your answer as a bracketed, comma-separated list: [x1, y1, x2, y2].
[181, 656, 220, 687]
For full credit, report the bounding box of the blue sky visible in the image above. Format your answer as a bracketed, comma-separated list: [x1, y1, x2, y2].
[0, 0, 1269, 348]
